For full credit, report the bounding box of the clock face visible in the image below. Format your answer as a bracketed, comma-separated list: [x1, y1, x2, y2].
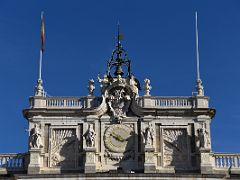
[104, 124, 134, 153]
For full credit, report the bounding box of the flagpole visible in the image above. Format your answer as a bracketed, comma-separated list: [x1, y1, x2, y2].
[195, 11, 204, 96]
[38, 49, 43, 80]
[195, 11, 200, 80]
[35, 11, 45, 96]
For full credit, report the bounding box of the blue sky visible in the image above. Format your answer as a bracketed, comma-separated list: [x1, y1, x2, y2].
[0, 0, 240, 153]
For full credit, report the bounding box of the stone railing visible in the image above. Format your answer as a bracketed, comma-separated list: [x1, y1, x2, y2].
[213, 153, 240, 169]
[0, 153, 28, 173]
[46, 97, 86, 108]
[30, 96, 208, 109]
[30, 96, 102, 109]
[137, 96, 199, 108]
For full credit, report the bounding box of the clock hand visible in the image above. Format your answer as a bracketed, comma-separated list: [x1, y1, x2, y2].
[111, 132, 125, 142]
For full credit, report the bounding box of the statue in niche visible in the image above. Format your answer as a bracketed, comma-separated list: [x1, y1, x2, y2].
[143, 124, 154, 146]
[107, 88, 131, 123]
[197, 125, 210, 149]
[85, 124, 96, 147]
[29, 123, 43, 148]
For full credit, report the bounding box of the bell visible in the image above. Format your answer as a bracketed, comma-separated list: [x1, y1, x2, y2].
[114, 65, 124, 76]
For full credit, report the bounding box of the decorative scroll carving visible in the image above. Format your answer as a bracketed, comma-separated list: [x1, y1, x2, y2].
[50, 129, 76, 167]
[163, 129, 189, 167]
[104, 150, 135, 162]
[29, 123, 43, 148]
[84, 124, 96, 147]
[106, 88, 131, 123]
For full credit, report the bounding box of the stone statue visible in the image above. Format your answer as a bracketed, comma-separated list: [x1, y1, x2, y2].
[129, 76, 139, 96]
[143, 124, 154, 146]
[197, 126, 210, 149]
[97, 74, 109, 90]
[29, 123, 43, 148]
[88, 79, 95, 96]
[85, 124, 96, 147]
[144, 79, 152, 96]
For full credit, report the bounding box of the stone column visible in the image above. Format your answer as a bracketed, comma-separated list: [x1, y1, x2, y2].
[84, 147, 96, 173]
[200, 148, 213, 174]
[28, 148, 41, 174]
[144, 145, 156, 173]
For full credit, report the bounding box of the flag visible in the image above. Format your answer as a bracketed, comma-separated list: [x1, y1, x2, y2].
[41, 12, 45, 52]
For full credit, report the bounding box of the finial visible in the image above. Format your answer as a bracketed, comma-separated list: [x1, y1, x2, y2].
[117, 21, 123, 48]
[195, 11, 204, 96]
[35, 79, 44, 96]
[106, 24, 131, 78]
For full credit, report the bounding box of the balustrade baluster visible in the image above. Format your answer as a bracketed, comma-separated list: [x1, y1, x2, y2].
[215, 156, 219, 167]
[224, 156, 227, 168]
[237, 156, 240, 167]
[22, 157, 25, 168]
[232, 156, 236, 167]
[228, 156, 231, 167]
[220, 156, 223, 168]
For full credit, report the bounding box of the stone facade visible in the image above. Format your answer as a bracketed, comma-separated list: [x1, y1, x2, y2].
[1, 33, 240, 179]
[21, 36, 218, 175]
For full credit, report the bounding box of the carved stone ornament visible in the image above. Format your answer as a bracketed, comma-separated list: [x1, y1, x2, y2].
[197, 124, 210, 149]
[29, 123, 43, 148]
[88, 79, 95, 96]
[35, 79, 44, 97]
[144, 79, 151, 96]
[84, 124, 96, 147]
[104, 149, 135, 162]
[143, 123, 154, 146]
[106, 87, 131, 123]
[97, 74, 110, 93]
[162, 129, 189, 167]
[50, 129, 77, 168]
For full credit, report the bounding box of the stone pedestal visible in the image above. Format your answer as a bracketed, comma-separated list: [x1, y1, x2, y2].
[200, 148, 213, 174]
[84, 147, 96, 173]
[28, 148, 41, 174]
[144, 146, 156, 173]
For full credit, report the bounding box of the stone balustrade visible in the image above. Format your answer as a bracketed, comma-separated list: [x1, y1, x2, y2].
[46, 97, 86, 108]
[29, 96, 208, 109]
[153, 97, 195, 108]
[213, 153, 240, 169]
[30, 96, 102, 109]
[0, 153, 28, 172]
[137, 96, 199, 108]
